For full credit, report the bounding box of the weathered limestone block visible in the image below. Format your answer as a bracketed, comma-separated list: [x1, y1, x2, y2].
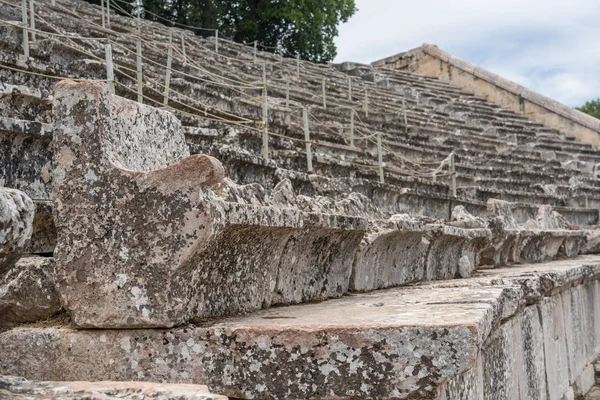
[540, 295, 571, 400]
[0, 375, 227, 399]
[0, 285, 505, 400]
[424, 224, 491, 280]
[350, 213, 490, 291]
[2, 257, 600, 399]
[582, 230, 600, 254]
[0, 187, 34, 275]
[51, 80, 366, 328]
[484, 199, 585, 265]
[0, 256, 59, 327]
[350, 215, 431, 291]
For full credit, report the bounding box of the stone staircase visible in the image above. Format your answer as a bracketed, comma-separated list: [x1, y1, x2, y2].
[1, 0, 600, 398]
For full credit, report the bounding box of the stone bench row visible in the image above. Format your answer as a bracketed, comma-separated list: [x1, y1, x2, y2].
[2, 254, 599, 399]
[2, 81, 590, 331]
[2, 32, 596, 183]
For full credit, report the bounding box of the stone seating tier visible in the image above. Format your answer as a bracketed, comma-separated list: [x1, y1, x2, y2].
[2, 255, 600, 399]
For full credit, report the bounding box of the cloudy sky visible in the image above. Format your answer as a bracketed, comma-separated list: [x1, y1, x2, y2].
[334, 0, 600, 107]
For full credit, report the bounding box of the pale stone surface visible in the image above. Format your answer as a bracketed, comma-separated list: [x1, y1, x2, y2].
[51, 80, 366, 328]
[0, 284, 506, 399]
[0, 375, 227, 399]
[2, 256, 600, 399]
[0, 256, 59, 328]
[574, 363, 596, 397]
[0, 187, 34, 274]
[484, 199, 585, 265]
[563, 286, 587, 383]
[350, 214, 490, 291]
[540, 296, 571, 400]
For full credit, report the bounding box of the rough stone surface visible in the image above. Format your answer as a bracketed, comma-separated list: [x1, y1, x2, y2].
[2, 256, 600, 400]
[0, 187, 34, 275]
[0, 375, 227, 399]
[351, 213, 490, 291]
[51, 80, 366, 328]
[483, 199, 586, 265]
[0, 256, 59, 328]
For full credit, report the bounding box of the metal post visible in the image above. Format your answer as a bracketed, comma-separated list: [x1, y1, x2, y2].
[105, 44, 114, 94]
[214, 30, 219, 53]
[377, 133, 384, 183]
[364, 89, 369, 117]
[322, 79, 326, 109]
[450, 152, 457, 197]
[163, 31, 173, 106]
[348, 76, 352, 100]
[253, 41, 257, 62]
[101, 0, 105, 28]
[181, 32, 186, 65]
[402, 98, 408, 133]
[303, 109, 313, 173]
[106, 0, 110, 28]
[350, 109, 355, 147]
[21, 0, 29, 58]
[285, 78, 290, 109]
[296, 55, 300, 77]
[585, 196, 589, 209]
[262, 62, 266, 84]
[261, 87, 269, 159]
[29, 0, 35, 43]
[136, 39, 143, 103]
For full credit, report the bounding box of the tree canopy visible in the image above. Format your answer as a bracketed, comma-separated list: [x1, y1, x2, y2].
[576, 99, 600, 120]
[101, 0, 356, 63]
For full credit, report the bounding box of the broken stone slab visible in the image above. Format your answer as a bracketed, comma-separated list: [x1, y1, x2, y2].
[0, 375, 227, 399]
[0, 256, 60, 328]
[2, 256, 600, 399]
[0, 187, 34, 275]
[51, 80, 366, 328]
[350, 213, 491, 291]
[483, 199, 586, 266]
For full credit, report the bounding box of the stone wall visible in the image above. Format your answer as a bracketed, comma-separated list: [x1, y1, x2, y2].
[372, 44, 600, 148]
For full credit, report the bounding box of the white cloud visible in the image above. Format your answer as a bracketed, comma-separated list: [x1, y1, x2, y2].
[334, 0, 600, 106]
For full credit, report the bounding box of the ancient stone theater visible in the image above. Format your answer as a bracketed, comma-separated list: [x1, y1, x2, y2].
[1, 0, 600, 398]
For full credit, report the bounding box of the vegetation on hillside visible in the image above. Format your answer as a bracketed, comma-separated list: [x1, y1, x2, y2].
[576, 99, 600, 120]
[90, 0, 357, 63]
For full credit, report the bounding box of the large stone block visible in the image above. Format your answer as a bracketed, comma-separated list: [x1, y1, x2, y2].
[350, 213, 490, 291]
[51, 80, 366, 328]
[484, 199, 585, 266]
[562, 286, 587, 383]
[0, 256, 59, 328]
[0, 187, 34, 274]
[540, 296, 570, 400]
[0, 284, 501, 400]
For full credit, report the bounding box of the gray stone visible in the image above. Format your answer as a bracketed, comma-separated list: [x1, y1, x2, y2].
[1, 256, 600, 400]
[0, 256, 59, 328]
[449, 205, 486, 229]
[573, 364, 596, 397]
[0, 375, 227, 399]
[0, 187, 34, 275]
[51, 80, 366, 328]
[351, 215, 490, 291]
[484, 199, 585, 265]
[540, 295, 571, 400]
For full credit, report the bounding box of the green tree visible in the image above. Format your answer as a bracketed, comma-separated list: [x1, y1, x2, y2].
[576, 99, 600, 120]
[96, 0, 355, 63]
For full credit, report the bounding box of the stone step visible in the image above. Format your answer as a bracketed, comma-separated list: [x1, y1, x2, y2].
[0, 375, 228, 399]
[2, 255, 599, 399]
